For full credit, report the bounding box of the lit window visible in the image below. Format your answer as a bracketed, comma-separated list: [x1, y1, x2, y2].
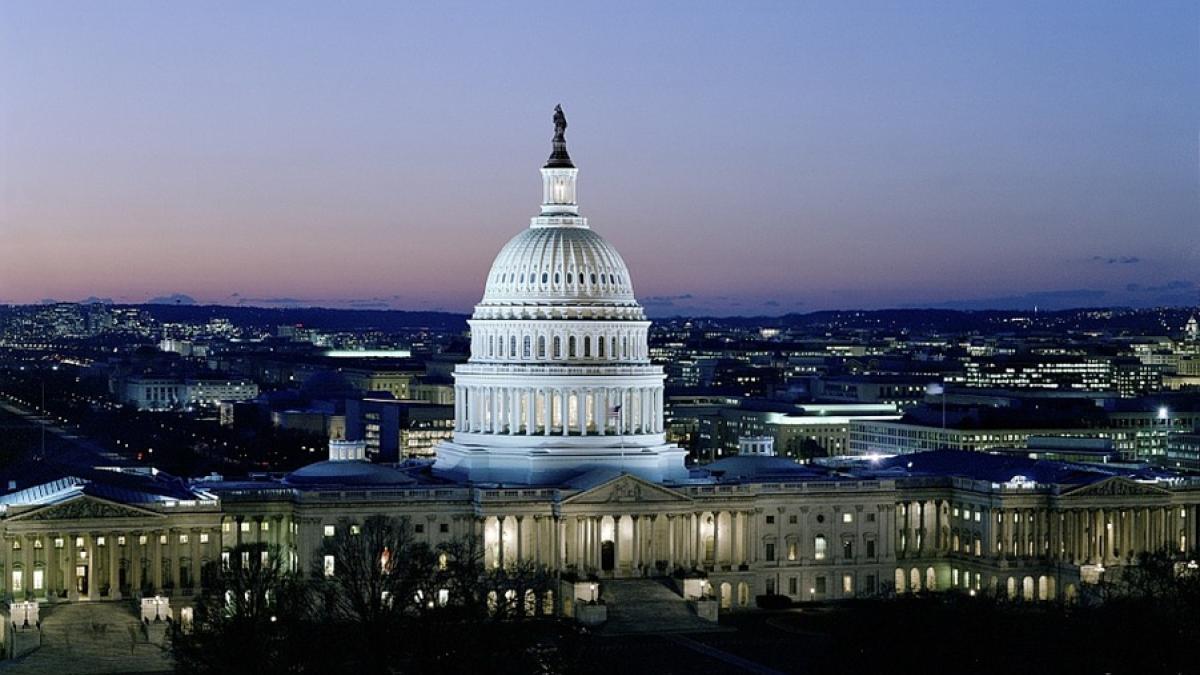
[159, 534, 167, 545]
[222, 522, 231, 533]
[54, 538, 63, 549]
[842, 574, 853, 594]
[324, 525, 335, 537]
[179, 534, 188, 544]
[11, 570, 22, 593]
[11, 540, 19, 551]
[261, 521, 270, 532]
[350, 525, 360, 535]
[33, 569, 43, 591]
[814, 536, 828, 561]
[261, 551, 269, 566]
[200, 533, 209, 544]
[323, 555, 336, 577]
[221, 551, 230, 567]
[842, 513, 853, 524]
[240, 522, 250, 533]
[33, 539, 42, 549]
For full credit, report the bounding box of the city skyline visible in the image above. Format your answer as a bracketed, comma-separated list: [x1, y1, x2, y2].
[2, 2, 1198, 315]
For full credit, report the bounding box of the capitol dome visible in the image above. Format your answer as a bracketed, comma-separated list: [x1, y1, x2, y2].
[479, 226, 641, 315]
[433, 107, 688, 485]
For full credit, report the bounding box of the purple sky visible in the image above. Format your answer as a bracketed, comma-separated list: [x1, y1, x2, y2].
[1, 2, 1197, 316]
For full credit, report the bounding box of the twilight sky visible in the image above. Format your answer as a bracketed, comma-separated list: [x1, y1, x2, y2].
[1, 2, 1197, 316]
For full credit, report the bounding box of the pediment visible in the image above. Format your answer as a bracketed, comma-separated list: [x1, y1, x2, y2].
[565, 474, 692, 506]
[10, 496, 165, 522]
[1063, 477, 1169, 499]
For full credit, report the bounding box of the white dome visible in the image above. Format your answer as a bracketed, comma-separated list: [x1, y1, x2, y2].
[481, 226, 637, 306]
[433, 107, 687, 485]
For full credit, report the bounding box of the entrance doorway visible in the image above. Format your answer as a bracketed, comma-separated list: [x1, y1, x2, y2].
[75, 565, 88, 595]
[601, 541, 615, 571]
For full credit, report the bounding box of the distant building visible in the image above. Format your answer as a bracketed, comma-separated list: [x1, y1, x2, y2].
[121, 376, 258, 411]
[344, 397, 454, 462]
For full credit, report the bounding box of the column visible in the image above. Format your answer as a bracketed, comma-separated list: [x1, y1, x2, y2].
[694, 512, 703, 565]
[613, 515, 623, 573]
[45, 535, 57, 599]
[543, 389, 552, 436]
[533, 516, 542, 565]
[86, 533, 98, 600]
[729, 511, 740, 566]
[109, 533, 120, 599]
[666, 515, 676, 570]
[515, 516, 525, 563]
[631, 515, 641, 571]
[592, 517, 602, 570]
[496, 516, 506, 568]
[712, 511, 722, 567]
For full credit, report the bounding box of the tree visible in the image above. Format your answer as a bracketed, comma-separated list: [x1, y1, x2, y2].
[172, 544, 320, 675]
[315, 515, 440, 672]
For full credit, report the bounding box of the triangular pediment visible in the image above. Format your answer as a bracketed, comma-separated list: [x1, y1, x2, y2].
[10, 496, 165, 522]
[565, 474, 692, 506]
[1063, 477, 1169, 499]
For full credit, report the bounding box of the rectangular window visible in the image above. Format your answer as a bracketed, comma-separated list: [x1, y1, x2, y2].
[842, 574, 854, 594]
[261, 521, 270, 532]
[350, 525, 361, 535]
[97, 536, 106, 546]
[843, 540, 853, 559]
[222, 522, 231, 533]
[241, 551, 249, 567]
[788, 577, 797, 596]
[324, 525, 336, 537]
[415, 524, 425, 534]
[159, 534, 167, 545]
[54, 538, 63, 549]
[118, 536, 126, 546]
[788, 515, 798, 525]
[221, 551, 230, 568]
[815, 576, 827, 596]
[765, 578, 775, 595]
[240, 522, 250, 533]
[765, 515, 775, 525]
[814, 537, 827, 561]
[179, 534, 188, 544]
[33, 569, 43, 591]
[765, 543, 775, 561]
[200, 533, 209, 544]
[866, 539, 876, 558]
[12, 570, 22, 593]
[323, 555, 335, 577]
[439, 523, 449, 533]
[787, 542, 797, 561]
[842, 512, 853, 524]
[261, 551, 269, 566]
[866, 574, 876, 593]
[867, 513, 876, 523]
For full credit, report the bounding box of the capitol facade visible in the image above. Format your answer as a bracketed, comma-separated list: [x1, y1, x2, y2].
[1, 111, 1200, 629]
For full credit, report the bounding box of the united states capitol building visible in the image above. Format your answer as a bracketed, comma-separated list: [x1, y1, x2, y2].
[2, 111, 1200, 625]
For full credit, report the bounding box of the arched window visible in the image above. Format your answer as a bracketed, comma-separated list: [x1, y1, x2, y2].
[578, 273, 584, 284]
[541, 272, 548, 284]
[488, 335, 494, 357]
[610, 336, 617, 359]
[590, 273, 597, 284]
[509, 336, 517, 358]
[537, 336, 546, 358]
[568, 336, 577, 358]
[598, 336, 606, 358]
[814, 535, 828, 561]
[583, 336, 591, 357]
[523, 336, 531, 359]
[622, 336, 629, 359]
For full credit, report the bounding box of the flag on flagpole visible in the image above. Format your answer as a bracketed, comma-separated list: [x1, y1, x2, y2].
[607, 404, 622, 420]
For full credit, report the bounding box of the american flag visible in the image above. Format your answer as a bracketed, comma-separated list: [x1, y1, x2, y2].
[607, 404, 622, 421]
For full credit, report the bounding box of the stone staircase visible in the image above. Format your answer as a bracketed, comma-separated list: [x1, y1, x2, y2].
[599, 579, 724, 635]
[2, 602, 172, 674]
